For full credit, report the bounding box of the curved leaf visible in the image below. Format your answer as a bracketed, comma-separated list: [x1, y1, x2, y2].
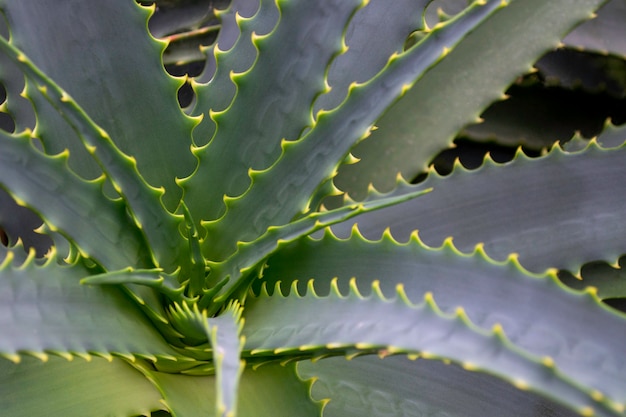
[298, 355, 580, 417]
[0, 37, 189, 274]
[563, 0, 626, 57]
[331, 0, 608, 201]
[312, 0, 428, 113]
[0, 0, 197, 209]
[144, 362, 320, 417]
[0, 356, 163, 417]
[204, 302, 245, 417]
[0, 253, 180, 361]
[242, 284, 621, 416]
[332, 143, 626, 274]
[260, 229, 626, 405]
[201, 0, 505, 261]
[184, 0, 363, 225]
[0, 131, 149, 270]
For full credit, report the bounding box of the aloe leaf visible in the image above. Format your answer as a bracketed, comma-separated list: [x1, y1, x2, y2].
[204, 302, 245, 417]
[0, 38, 190, 274]
[312, 0, 428, 113]
[563, 0, 626, 57]
[200, 0, 504, 262]
[0, 356, 163, 417]
[190, 0, 276, 144]
[597, 119, 626, 147]
[242, 283, 623, 416]
[207, 187, 431, 308]
[0, 131, 149, 269]
[0, 36, 34, 133]
[184, 0, 363, 224]
[260, 229, 626, 405]
[0, 0, 197, 210]
[331, 0, 608, 202]
[333, 142, 626, 274]
[298, 355, 580, 417]
[144, 363, 319, 417]
[0, 252, 180, 361]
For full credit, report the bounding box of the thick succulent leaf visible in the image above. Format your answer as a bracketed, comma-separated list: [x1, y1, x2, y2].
[0, 0, 197, 210]
[312, 0, 428, 113]
[563, 0, 626, 57]
[331, 0, 608, 202]
[0, 131, 149, 270]
[184, 0, 363, 225]
[199, 0, 504, 262]
[0, 253, 180, 361]
[208, 187, 431, 307]
[242, 285, 622, 416]
[298, 355, 580, 417]
[597, 119, 626, 147]
[333, 142, 626, 274]
[190, 0, 277, 144]
[204, 302, 245, 417]
[0, 356, 163, 417]
[259, 229, 626, 405]
[0, 39, 190, 274]
[0, 32, 34, 133]
[144, 363, 320, 417]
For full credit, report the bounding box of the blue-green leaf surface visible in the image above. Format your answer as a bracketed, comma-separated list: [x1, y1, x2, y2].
[0, 356, 163, 417]
[242, 284, 622, 416]
[0, 131, 149, 270]
[184, 0, 363, 226]
[298, 355, 580, 417]
[0, 0, 197, 209]
[330, 0, 608, 201]
[333, 143, 626, 274]
[0, 253, 180, 361]
[200, 0, 505, 262]
[259, 229, 626, 406]
[143, 362, 320, 417]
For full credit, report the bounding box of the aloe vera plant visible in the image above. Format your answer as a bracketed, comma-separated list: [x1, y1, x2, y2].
[1, 0, 625, 416]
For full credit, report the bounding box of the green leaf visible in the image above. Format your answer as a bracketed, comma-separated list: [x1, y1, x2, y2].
[563, 0, 626, 57]
[242, 283, 623, 416]
[313, 0, 428, 112]
[333, 143, 626, 273]
[0, 0, 197, 210]
[200, 0, 505, 262]
[204, 302, 245, 417]
[0, 356, 163, 417]
[0, 253, 180, 361]
[0, 131, 149, 270]
[144, 363, 320, 417]
[298, 355, 580, 417]
[207, 186, 431, 308]
[331, 0, 608, 201]
[0, 36, 189, 274]
[259, 229, 626, 405]
[184, 0, 363, 225]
